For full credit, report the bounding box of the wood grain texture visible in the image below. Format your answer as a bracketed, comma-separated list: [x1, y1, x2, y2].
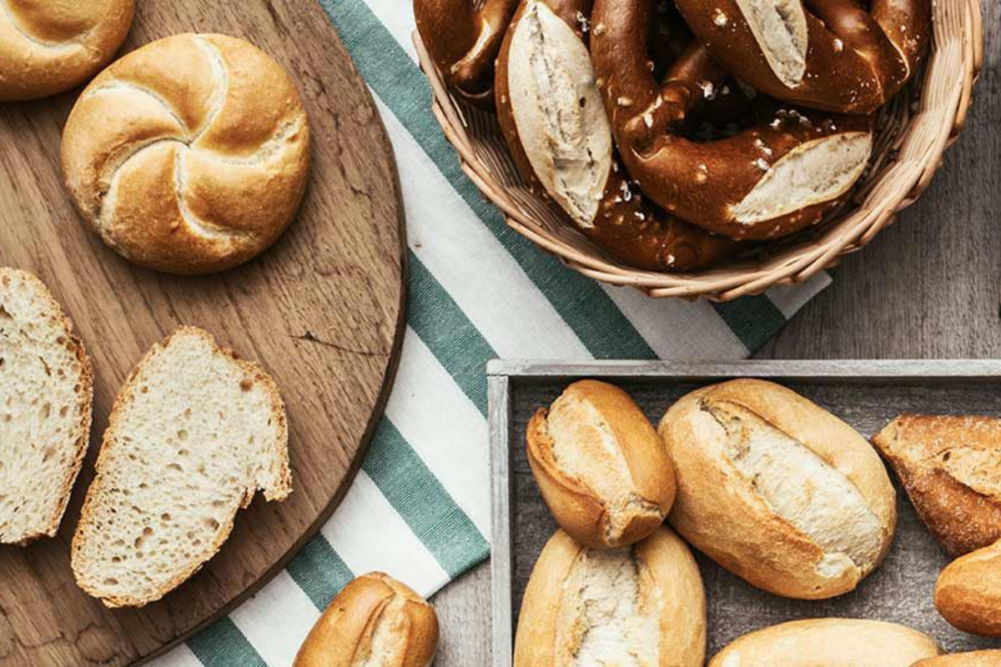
[0, 1, 405, 665]
[431, 4, 1000, 657]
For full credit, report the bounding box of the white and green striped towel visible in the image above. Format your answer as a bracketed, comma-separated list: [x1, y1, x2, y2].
[154, 2, 829, 664]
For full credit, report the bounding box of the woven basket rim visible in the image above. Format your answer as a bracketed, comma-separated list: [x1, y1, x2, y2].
[415, 0, 983, 301]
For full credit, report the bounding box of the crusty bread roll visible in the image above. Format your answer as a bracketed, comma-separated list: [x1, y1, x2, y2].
[872, 414, 1001, 557]
[708, 619, 942, 666]
[659, 379, 896, 599]
[514, 526, 706, 667]
[935, 539, 1001, 637]
[0, 0, 133, 101]
[0, 268, 93, 544]
[293, 572, 438, 667]
[526, 380, 676, 549]
[62, 33, 311, 275]
[916, 652, 1001, 666]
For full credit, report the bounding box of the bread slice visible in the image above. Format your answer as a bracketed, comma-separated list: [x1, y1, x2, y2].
[872, 414, 1001, 557]
[71, 326, 290, 607]
[0, 268, 93, 545]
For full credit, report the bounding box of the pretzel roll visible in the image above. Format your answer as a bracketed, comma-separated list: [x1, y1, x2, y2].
[494, 0, 734, 270]
[415, 0, 519, 108]
[591, 0, 874, 241]
[675, 0, 931, 115]
[62, 34, 311, 275]
[0, 0, 134, 101]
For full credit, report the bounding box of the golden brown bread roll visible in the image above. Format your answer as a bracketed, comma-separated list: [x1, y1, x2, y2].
[293, 572, 439, 667]
[872, 414, 1001, 557]
[515, 526, 706, 667]
[935, 540, 1001, 638]
[659, 379, 896, 599]
[0, 0, 133, 101]
[62, 33, 311, 275]
[708, 619, 942, 666]
[527, 380, 676, 549]
[915, 652, 1001, 666]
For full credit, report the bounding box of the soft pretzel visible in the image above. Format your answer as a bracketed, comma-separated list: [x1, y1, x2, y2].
[591, 0, 874, 241]
[494, 0, 734, 271]
[415, 0, 520, 108]
[61, 34, 311, 275]
[675, 0, 931, 115]
[0, 0, 134, 101]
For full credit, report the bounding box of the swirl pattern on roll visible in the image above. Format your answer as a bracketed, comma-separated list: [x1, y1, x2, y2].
[61, 33, 311, 275]
[0, 0, 134, 100]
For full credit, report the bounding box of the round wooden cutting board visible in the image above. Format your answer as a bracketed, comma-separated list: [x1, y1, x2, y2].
[0, 2, 405, 665]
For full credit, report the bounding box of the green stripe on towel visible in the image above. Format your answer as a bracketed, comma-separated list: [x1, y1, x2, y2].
[711, 295, 788, 353]
[187, 618, 266, 667]
[286, 535, 356, 611]
[409, 251, 494, 416]
[320, 0, 657, 361]
[364, 418, 490, 577]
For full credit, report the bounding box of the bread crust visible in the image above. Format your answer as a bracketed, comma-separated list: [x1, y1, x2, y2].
[708, 618, 941, 666]
[514, 526, 706, 667]
[414, 0, 519, 108]
[492, 0, 735, 271]
[293, 572, 439, 667]
[0, 0, 134, 101]
[659, 379, 896, 599]
[70, 326, 290, 607]
[935, 540, 1001, 637]
[0, 268, 93, 544]
[674, 0, 930, 114]
[589, 0, 874, 242]
[915, 652, 1001, 666]
[527, 380, 675, 549]
[873, 414, 1001, 557]
[61, 33, 311, 275]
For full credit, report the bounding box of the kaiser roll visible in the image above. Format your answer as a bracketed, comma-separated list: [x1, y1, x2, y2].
[0, 0, 134, 101]
[61, 33, 311, 275]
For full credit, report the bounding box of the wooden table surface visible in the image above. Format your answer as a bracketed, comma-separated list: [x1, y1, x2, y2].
[428, 7, 1001, 662]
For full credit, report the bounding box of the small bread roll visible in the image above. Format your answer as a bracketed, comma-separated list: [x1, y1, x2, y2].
[872, 414, 1001, 557]
[709, 619, 942, 666]
[293, 572, 438, 667]
[916, 652, 1001, 666]
[527, 380, 676, 549]
[935, 540, 1001, 637]
[660, 379, 896, 599]
[0, 0, 134, 101]
[62, 33, 311, 275]
[515, 526, 706, 667]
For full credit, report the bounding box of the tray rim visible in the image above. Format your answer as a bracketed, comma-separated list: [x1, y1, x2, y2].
[487, 359, 1001, 666]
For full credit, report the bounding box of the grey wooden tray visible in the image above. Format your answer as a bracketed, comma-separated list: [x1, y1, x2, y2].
[487, 360, 1001, 665]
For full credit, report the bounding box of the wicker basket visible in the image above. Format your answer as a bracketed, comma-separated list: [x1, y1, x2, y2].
[414, 0, 983, 301]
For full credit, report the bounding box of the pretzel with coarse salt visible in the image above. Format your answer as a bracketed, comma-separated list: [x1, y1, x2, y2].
[493, 0, 736, 271]
[415, 0, 520, 108]
[675, 0, 931, 115]
[590, 0, 875, 242]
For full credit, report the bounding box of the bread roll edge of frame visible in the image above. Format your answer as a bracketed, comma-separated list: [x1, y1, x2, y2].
[514, 526, 706, 667]
[708, 618, 942, 666]
[914, 651, 1001, 666]
[935, 540, 1001, 638]
[293, 572, 439, 667]
[526, 379, 676, 549]
[659, 378, 896, 599]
